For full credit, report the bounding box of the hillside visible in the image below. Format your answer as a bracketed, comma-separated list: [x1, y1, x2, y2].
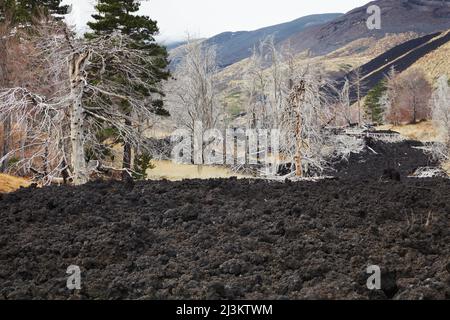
[409, 38, 450, 82]
[283, 0, 450, 57]
[337, 29, 450, 103]
[203, 13, 342, 68]
[170, 0, 450, 70]
[214, 32, 422, 116]
[169, 13, 342, 69]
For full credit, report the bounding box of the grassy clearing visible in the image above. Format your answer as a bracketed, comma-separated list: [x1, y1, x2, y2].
[443, 162, 450, 175]
[146, 160, 250, 181]
[0, 174, 30, 193]
[378, 121, 440, 143]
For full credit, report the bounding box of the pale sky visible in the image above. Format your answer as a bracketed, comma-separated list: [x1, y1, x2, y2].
[62, 0, 371, 43]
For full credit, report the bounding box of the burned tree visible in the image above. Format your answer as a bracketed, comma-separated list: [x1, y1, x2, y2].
[0, 23, 167, 185]
[280, 67, 335, 177]
[430, 75, 450, 163]
[167, 39, 221, 135]
[287, 80, 306, 177]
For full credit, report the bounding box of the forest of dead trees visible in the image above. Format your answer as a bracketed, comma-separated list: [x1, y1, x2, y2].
[1, 1, 450, 185]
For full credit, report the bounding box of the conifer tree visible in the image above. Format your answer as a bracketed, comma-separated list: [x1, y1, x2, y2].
[86, 0, 169, 178]
[365, 81, 387, 124]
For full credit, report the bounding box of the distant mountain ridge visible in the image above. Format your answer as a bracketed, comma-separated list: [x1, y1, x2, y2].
[205, 13, 343, 67]
[169, 0, 450, 70]
[283, 0, 450, 56]
[169, 13, 342, 68]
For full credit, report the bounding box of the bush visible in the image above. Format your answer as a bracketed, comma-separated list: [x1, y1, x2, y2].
[365, 81, 387, 124]
[132, 152, 155, 180]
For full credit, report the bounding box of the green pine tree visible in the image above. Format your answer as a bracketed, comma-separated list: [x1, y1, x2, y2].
[0, 1, 14, 22]
[365, 81, 387, 124]
[11, 0, 68, 23]
[86, 0, 169, 179]
[86, 0, 169, 107]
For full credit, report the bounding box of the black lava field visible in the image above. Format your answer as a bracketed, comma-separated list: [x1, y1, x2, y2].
[0, 140, 449, 300]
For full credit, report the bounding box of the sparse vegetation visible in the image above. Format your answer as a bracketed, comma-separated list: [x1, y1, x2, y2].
[365, 81, 387, 124]
[383, 68, 432, 125]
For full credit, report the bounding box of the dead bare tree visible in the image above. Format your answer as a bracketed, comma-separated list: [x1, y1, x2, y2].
[168, 39, 221, 133]
[166, 39, 223, 166]
[336, 78, 352, 126]
[383, 67, 402, 125]
[351, 66, 364, 126]
[243, 42, 358, 178]
[379, 90, 392, 123]
[243, 36, 294, 130]
[243, 39, 270, 129]
[267, 37, 285, 130]
[281, 66, 335, 177]
[430, 75, 450, 163]
[0, 23, 165, 185]
[0, 11, 55, 175]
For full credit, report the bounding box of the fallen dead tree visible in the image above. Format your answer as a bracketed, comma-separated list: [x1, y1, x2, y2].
[409, 166, 448, 178]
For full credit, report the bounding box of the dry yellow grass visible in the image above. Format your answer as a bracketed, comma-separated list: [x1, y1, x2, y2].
[407, 30, 450, 83]
[327, 32, 419, 60]
[0, 174, 30, 193]
[443, 162, 450, 175]
[147, 160, 250, 181]
[378, 121, 441, 142]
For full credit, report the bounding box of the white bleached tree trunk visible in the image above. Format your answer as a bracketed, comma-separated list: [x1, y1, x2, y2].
[289, 81, 306, 177]
[68, 51, 90, 185]
[430, 75, 450, 162]
[279, 66, 335, 177]
[0, 23, 166, 185]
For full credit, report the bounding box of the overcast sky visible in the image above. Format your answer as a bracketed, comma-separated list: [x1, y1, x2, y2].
[62, 0, 370, 43]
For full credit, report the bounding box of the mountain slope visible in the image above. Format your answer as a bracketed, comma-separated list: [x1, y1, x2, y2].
[409, 37, 450, 82]
[283, 0, 450, 56]
[336, 29, 450, 103]
[190, 13, 342, 68]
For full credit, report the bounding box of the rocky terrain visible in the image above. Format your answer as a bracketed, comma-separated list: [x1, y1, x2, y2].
[0, 140, 448, 300]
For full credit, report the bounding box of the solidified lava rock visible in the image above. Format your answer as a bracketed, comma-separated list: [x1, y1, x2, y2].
[0, 141, 448, 300]
[330, 139, 435, 180]
[382, 169, 402, 181]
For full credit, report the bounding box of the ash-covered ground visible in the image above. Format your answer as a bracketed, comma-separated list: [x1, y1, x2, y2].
[0, 140, 449, 300]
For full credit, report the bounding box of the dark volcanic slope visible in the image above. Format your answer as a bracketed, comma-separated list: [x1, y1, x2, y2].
[0, 141, 449, 300]
[285, 0, 450, 56]
[352, 32, 443, 79]
[204, 13, 341, 68]
[334, 30, 450, 103]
